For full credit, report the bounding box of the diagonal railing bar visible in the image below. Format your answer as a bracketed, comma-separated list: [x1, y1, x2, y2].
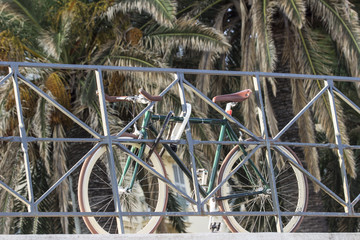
[274, 84, 329, 140]
[16, 72, 101, 139]
[0, 71, 13, 85]
[35, 143, 101, 206]
[274, 145, 347, 207]
[10, 66, 35, 212]
[115, 77, 179, 138]
[182, 78, 261, 141]
[332, 86, 360, 115]
[353, 194, 360, 207]
[201, 144, 261, 205]
[114, 142, 197, 205]
[0, 180, 30, 206]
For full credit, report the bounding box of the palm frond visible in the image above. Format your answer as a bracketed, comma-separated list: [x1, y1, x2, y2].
[0, 141, 21, 232]
[277, 0, 306, 28]
[296, 24, 356, 178]
[51, 124, 70, 233]
[38, 11, 72, 61]
[262, 78, 279, 138]
[144, 17, 230, 56]
[0, 1, 50, 60]
[32, 96, 52, 175]
[251, 0, 277, 72]
[308, 0, 360, 82]
[0, 31, 26, 62]
[237, 22, 262, 137]
[0, 3, 25, 32]
[195, 53, 212, 113]
[0, 0, 42, 29]
[281, 23, 321, 188]
[105, 0, 177, 27]
[240, 78, 261, 138]
[106, 43, 174, 92]
[194, 2, 231, 114]
[291, 79, 320, 189]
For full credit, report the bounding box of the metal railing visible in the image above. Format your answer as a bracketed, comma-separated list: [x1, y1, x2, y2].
[0, 61, 360, 232]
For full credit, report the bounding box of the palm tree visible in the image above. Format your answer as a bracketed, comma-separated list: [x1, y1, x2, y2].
[0, 0, 230, 234]
[175, 0, 360, 232]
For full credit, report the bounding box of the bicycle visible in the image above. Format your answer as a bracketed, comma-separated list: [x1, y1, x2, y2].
[77, 81, 309, 234]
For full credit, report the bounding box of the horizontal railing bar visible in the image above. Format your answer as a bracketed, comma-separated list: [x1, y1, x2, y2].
[1, 61, 360, 82]
[0, 211, 359, 218]
[1, 137, 359, 149]
[271, 141, 360, 149]
[0, 137, 102, 143]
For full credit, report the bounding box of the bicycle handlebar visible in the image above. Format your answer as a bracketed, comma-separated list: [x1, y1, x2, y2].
[98, 89, 162, 103]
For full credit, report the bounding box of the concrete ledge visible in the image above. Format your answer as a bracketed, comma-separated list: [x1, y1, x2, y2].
[0, 233, 360, 240]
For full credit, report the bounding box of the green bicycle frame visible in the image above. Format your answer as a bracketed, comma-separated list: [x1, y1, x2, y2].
[119, 111, 151, 189]
[120, 109, 269, 200]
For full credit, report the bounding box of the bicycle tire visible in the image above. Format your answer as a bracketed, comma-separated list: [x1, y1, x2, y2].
[78, 133, 168, 234]
[217, 145, 308, 232]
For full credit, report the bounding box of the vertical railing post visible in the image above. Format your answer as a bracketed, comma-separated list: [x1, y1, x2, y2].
[325, 79, 352, 214]
[10, 64, 35, 212]
[95, 68, 125, 233]
[252, 75, 283, 232]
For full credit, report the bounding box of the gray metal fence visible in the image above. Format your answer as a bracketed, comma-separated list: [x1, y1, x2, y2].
[0, 61, 360, 233]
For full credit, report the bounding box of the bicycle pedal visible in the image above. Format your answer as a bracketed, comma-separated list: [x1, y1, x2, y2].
[209, 222, 221, 232]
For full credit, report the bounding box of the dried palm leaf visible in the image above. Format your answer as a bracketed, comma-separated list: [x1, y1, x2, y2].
[104, 0, 177, 27]
[52, 124, 70, 233]
[308, 0, 360, 97]
[277, 0, 306, 29]
[296, 22, 356, 178]
[144, 17, 230, 56]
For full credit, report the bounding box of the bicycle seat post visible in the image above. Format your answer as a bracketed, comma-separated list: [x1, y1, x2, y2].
[225, 102, 237, 115]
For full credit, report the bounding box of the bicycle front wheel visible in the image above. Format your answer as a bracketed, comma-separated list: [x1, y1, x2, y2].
[217, 145, 308, 232]
[78, 134, 168, 234]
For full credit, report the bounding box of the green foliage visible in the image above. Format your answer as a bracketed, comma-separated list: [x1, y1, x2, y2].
[0, 0, 229, 234]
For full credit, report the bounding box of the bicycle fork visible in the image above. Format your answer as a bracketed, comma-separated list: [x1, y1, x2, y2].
[195, 169, 221, 232]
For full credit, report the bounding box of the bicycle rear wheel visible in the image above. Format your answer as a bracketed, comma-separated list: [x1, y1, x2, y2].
[217, 145, 308, 232]
[78, 134, 168, 234]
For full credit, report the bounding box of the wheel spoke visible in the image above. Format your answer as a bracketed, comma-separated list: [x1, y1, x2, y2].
[218, 146, 308, 232]
[78, 141, 168, 233]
